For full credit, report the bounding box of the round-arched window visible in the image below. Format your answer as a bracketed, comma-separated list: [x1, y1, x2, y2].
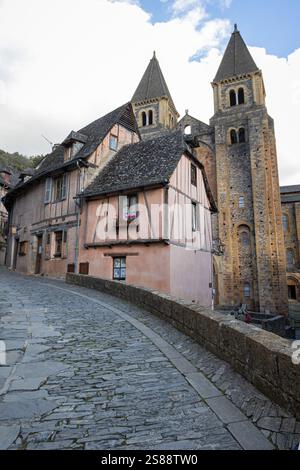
[141, 111, 147, 127]
[148, 110, 153, 125]
[238, 88, 245, 105]
[230, 129, 238, 144]
[230, 90, 237, 107]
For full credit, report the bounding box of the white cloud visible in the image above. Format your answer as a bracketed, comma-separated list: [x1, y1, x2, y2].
[0, 0, 298, 185]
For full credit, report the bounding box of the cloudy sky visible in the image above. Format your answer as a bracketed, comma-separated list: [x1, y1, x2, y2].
[0, 0, 299, 184]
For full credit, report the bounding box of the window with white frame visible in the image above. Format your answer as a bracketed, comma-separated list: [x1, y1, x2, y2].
[44, 178, 53, 204]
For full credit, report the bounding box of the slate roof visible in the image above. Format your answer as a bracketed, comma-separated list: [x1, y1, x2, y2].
[280, 185, 300, 194]
[82, 130, 217, 212]
[280, 185, 300, 204]
[3, 103, 139, 205]
[36, 102, 138, 177]
[214, 26, 259, 82]
[132, 52, 178, 112]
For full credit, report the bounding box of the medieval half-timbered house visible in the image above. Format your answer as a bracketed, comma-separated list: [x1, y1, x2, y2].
[3, 103, 140, 277]
[78, 130, 216, 306]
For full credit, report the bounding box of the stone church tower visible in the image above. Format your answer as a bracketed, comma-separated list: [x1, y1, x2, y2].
[132, 28, 288, 315]
[132, 52, 179, 140]
[210, 25, 288, 314]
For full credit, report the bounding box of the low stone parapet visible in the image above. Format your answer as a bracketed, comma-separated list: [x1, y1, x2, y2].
[66, 273, 300, 420]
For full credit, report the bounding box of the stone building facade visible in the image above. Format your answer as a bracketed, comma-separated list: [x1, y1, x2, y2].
[281, 185, 300, 302]
[132, 26, 289, 315]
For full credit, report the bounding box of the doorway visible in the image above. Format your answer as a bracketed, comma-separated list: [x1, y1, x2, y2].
[35, 235, 43, 274]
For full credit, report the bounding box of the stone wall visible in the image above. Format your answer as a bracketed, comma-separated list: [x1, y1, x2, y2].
[66, 273, 300, 420]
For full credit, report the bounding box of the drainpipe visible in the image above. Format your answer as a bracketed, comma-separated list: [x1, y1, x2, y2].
[74, 161, 83, 275]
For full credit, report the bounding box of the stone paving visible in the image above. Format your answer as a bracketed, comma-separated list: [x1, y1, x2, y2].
[0, 267, 299, 450]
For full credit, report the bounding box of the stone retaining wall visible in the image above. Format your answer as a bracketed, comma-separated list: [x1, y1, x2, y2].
[66, 273, 300, 420]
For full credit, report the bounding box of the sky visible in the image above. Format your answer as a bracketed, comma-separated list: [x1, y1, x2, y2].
[0, 0, 299, 185]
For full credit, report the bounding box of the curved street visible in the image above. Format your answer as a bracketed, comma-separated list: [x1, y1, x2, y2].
[0, 267, 299, 450]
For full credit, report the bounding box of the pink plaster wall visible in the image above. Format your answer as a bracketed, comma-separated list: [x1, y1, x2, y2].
[170, 245, 212, 307]
[80, 244, 171, 293]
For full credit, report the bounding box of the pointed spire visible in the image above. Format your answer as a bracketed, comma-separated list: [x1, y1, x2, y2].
[214, 26, 259, 82]
[132, 52, 175, 106]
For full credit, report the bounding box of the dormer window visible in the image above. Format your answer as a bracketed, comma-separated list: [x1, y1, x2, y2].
[70, 141, 84, 158]
[109, 134, 118, 151]
[62, 131, 87, 162]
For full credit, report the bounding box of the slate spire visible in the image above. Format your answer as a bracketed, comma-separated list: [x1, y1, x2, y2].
[214, 25, 259, 82]
[132, 52, 175, 105]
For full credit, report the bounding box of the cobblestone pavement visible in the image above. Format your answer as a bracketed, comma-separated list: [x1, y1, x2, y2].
[0, 267, 299, 450]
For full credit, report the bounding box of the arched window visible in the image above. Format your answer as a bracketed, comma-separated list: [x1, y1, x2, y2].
[238, 225, 251, 249]
[184, 125, 192, 135]
[148, 110, 153, 126]
[282, 214, 289, 231]
[287, 249, 294, 268]
[240, 231, 250, 246]
[142, 111, 147, 127]
[243, 283, 251, 298]
[230, 129, 238, 145]
[230, 90, 237, 107]
[238, 88, 245, 105]
[239, 127, 246, 143]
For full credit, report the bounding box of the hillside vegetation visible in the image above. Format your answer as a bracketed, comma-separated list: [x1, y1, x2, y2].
[0, 149, 44, 172]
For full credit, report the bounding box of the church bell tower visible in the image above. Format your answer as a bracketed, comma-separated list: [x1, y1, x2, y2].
[132, 52, 179, 140]
[211, 25, 288, 314]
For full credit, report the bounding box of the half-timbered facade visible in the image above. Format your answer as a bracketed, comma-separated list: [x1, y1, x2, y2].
[78, 131, 216, 306]
[4, 103, 139, 276]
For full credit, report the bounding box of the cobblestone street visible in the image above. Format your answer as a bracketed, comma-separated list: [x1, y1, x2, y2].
[0, 267, 299, 450]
